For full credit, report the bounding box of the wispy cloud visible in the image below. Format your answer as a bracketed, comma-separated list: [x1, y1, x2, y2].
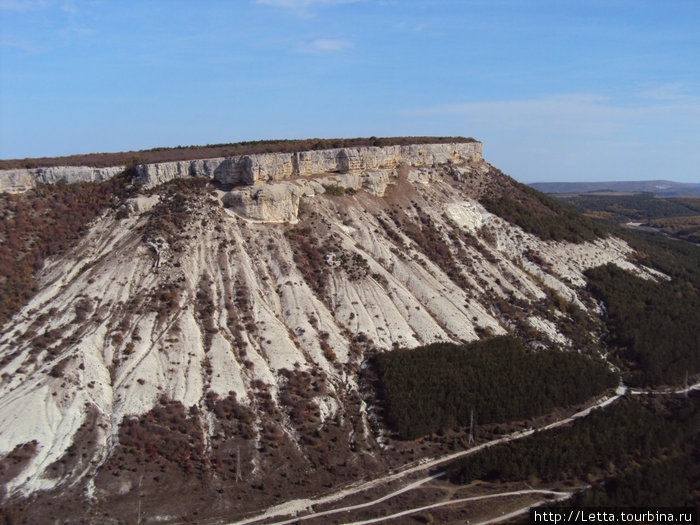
[254, 0, 364, 17]
[255, 0, 363, 7]
[60, 0, 78, 14]
[402, 90, 700, 183]
[0, 0, 53, 9]
[295, 38, 352, 54]
[404, 92, 700, 137]
[0, 37, 45, 53]
[1, 0, 96, 54]
[635, 83, 694, 101]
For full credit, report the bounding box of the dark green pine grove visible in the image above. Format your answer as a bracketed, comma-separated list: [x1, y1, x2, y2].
[586, 264, 700, 386]
[373, 336, 617, 440]
[568, 450, 700, 507]
[446, 394, 699, 489]
[585, 228, 700, 387]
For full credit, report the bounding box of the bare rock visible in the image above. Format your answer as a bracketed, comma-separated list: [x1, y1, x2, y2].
[222, 182, 306, 222]
[0, 166, 124, 194]
[133, 142, 483, 189]
[119, 195, 160, 216]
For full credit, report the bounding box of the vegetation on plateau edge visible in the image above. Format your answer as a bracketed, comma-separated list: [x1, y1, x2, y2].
[0, 136, 476, 170]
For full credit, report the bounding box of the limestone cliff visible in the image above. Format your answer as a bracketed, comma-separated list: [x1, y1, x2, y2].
[222, 170, 400, 221]
[133, 142, 483, 189]
[0, 165, 125, 193]
[0, 142, 482, 194]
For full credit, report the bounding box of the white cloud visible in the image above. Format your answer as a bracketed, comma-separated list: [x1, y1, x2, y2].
[404, 92, 700, 137]
[0, 0, 53, 9]
[0, 37, 45, 53]
[635, 83, 693, 101]
[295, 38, 352, 53]
[254, 0, 364, 17]
[255, 0, 363, 7]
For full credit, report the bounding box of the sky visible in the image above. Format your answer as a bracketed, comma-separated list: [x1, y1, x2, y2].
[0, 0, 698, 183]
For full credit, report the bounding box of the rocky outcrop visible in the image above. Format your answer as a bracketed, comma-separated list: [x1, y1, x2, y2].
[0, 142, 482, 194]
[133, 142, 482, 189]
[118, 195, 160, 216]
[222, 182, 309, 222]
[0, 166, 125, 193]
[223, 170, 398, 222]
[317, 169, 396, 197]
[407, 167, 441, 184]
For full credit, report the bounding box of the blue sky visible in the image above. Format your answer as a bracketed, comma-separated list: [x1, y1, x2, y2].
[1, 0, 698, 183]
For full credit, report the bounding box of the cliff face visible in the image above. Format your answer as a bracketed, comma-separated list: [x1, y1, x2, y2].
[133, 142, 483, 189]
[222, 170, 400, 221]
[0, 142, 482, 194]
[0, 166, 125, 193]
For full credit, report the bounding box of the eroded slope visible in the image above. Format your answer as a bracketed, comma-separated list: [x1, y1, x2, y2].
[0, 161, 658, 522]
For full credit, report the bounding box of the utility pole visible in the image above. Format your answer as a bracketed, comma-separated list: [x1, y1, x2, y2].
[468, 409, 474, 445]
[236, 445, 241, 483]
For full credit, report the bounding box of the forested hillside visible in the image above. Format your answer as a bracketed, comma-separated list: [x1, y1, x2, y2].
[447, 394, 699, 494]
[586, 228, 700, 386]
[373, 336, 617, 440]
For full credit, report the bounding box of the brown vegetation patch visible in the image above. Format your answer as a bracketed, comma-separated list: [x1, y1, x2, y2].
[285, 224, 332, 297]
[205, 392, 257, 481]
[0, 176, 133, 327]
[0, 441, 37, 489]
[195, 273, 217, 350]
[140, 178, 208, 247]
[385, 203, 472, 291]
[45, 407, 101, 481]
[105, 398, 207, 478]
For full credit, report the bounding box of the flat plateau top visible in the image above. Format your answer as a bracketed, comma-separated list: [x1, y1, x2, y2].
[0, 136, 478, 171]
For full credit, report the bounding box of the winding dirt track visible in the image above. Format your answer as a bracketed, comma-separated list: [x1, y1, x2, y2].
[344, 489, 574, 525]
[227, 382, 699, 525]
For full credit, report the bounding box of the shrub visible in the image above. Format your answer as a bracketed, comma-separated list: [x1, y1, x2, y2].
[322, 184, 346, 196]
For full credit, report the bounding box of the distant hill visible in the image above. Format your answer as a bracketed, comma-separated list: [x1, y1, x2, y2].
[550, 190, 700, 244]
[529, 180, 700, 197]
